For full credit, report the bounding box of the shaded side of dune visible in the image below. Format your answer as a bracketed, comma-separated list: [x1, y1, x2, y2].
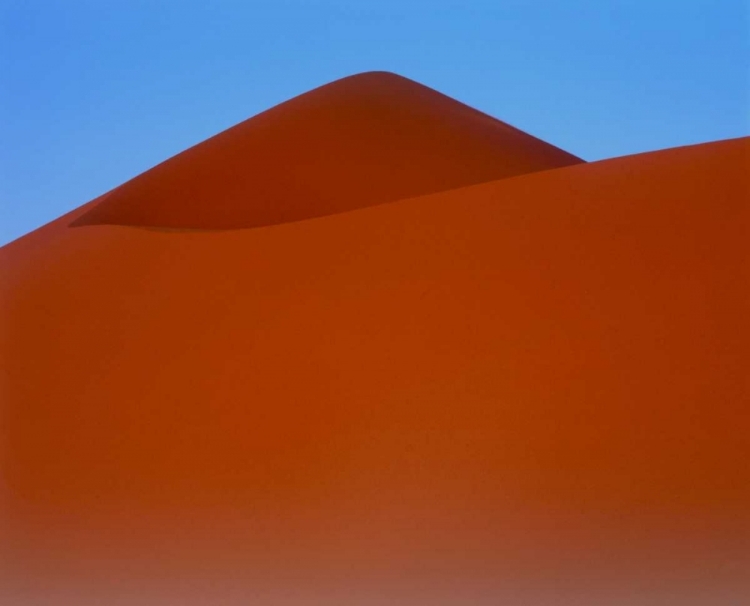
[70, 71, 583, 230]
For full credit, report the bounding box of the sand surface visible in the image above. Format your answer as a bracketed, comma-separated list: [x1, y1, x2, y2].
[1, 72, 748, 604]
[71, 72, 582, 230]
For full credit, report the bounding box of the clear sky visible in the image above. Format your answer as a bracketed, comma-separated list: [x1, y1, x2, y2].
[1, 0, 748, 246]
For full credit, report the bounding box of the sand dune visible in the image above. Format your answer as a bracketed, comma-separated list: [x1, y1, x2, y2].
[70, 71, 582, 230]
[1, 71, 748, 604]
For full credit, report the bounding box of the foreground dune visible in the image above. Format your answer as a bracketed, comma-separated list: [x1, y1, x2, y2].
[1, 72, 748, 604]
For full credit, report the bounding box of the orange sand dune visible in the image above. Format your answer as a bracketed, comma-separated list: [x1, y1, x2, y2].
[1, 72, 748, 604]
[71, 71, 582, 230]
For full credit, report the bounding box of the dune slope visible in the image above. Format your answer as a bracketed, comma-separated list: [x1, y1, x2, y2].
[1, 136, 748, 604]
[70, 71, 582, 230]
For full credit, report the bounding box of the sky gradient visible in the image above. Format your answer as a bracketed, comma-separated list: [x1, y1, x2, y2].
[1, 0, 748, 246]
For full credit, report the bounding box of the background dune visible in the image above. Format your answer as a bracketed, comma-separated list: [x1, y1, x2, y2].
[70, 72, 582, 230]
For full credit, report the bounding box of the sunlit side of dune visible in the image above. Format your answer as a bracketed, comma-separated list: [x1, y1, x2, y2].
[2, 137, 748, 604]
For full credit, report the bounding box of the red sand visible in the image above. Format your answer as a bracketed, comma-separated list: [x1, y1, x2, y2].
[1, 72, 748, 604]
[71, 72, 582, 230]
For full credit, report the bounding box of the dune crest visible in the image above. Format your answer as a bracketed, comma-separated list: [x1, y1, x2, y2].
[71, 71, 582, 230]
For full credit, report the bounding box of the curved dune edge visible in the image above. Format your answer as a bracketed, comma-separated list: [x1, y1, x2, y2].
[68, 165, 565, 233]
[65, 137, 739, 235]
[69, 71, 583, 230]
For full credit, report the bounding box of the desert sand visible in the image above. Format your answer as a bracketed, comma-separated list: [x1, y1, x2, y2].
[1, 72, 748, 605]
[71, 72, 582, 230]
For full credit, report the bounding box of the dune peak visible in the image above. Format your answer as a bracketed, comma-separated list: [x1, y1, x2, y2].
[72, 71, 583, 231]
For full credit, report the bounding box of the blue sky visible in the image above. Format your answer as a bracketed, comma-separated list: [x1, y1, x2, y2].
[1, 0, 748, 246]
